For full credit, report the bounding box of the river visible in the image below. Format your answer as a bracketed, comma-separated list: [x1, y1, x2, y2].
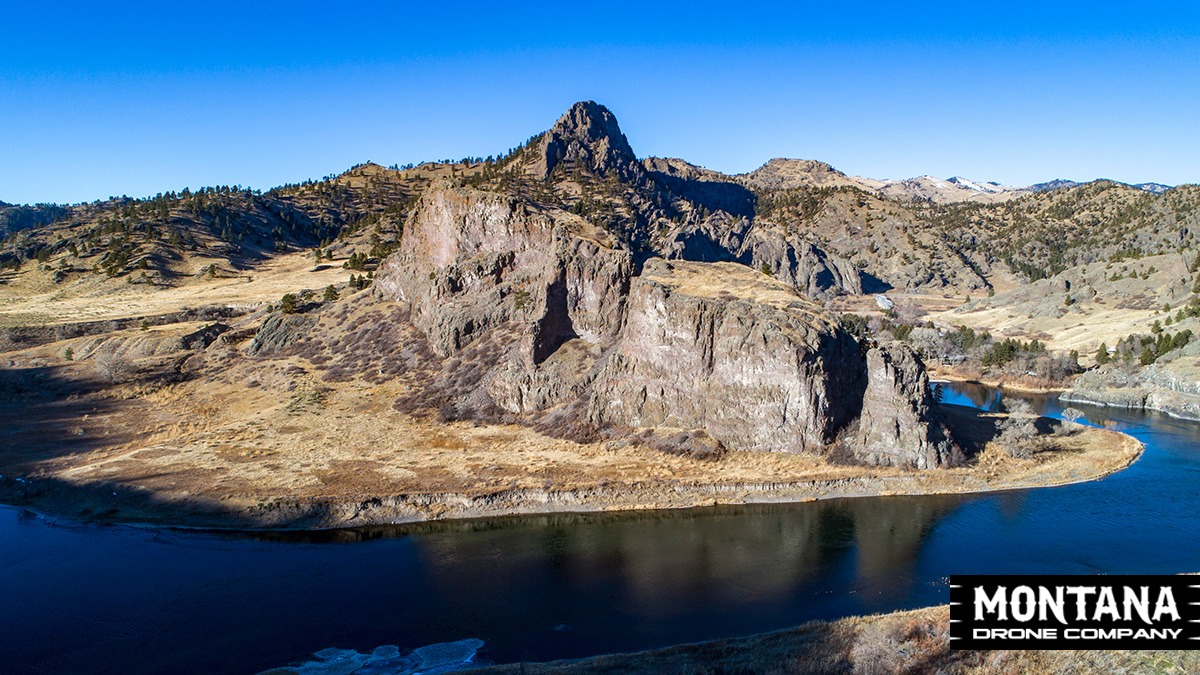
[2, 383, 1198, 674]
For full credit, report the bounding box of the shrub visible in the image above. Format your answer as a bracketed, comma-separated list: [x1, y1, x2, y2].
[95, 353, 132, 383]
[279, 293, 299, 314]
[849, 623, 907, 675]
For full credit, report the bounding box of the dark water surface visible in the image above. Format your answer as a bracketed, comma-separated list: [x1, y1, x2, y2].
[3, 383, 1199, 674]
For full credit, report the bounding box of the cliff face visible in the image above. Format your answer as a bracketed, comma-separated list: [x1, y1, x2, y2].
[369, 102, 957, 468]
[375, 209, 954, 466]
[852, 344, 961, 468]
[529, 101, 641, 181]
[511, 101, 866, 298]
[585, 260, 866, 453]
[374, 186, 632, 360]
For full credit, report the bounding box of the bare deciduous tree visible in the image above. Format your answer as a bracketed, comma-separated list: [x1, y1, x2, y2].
[996, 399, 1037, 458]
[94, 353, 131, 383]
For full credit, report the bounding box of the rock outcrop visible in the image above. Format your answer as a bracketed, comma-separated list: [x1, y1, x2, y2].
[248, 314, 317, 356]
[745, 230, 864, 296]
[585, 260, 866, 453]
[851, 344, 960, 468]
[527, 100, 641, 181]
[1062, 349, 1200, 421]
[367, 102, 957, 468]
[374, 186, 633, 361]
[510, 101, 864, 297]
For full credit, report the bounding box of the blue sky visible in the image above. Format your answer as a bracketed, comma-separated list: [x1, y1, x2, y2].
[3, 1, 1200, 204]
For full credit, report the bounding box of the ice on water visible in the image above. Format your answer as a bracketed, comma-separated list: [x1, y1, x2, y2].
[260, 638, 486, 675]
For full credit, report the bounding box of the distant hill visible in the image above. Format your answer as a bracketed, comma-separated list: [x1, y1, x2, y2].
[1030, 179, 1080, 193]
[0, 202, 71, 241]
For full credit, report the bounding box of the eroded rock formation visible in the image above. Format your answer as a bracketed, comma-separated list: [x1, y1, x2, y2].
[585, 260, 865, 454]
[366, 102, 957, 468]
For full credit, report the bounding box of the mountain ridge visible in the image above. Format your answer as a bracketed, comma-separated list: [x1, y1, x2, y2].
[1, 101, 1196, 300]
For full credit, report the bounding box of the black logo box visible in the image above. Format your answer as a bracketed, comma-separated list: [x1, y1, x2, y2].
[950, 575, 1200, 650]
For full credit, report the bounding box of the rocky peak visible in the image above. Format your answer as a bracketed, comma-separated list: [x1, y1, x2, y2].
[530, 101, 641, 181]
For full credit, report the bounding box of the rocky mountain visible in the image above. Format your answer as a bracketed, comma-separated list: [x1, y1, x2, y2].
[1032, 179, 1173, 196]
[0, 202, 70, 242]
[3, 100, 1189, 302]
[1030, 179, 1080, 193]
[373, 132, 959, 466]
[362, 101, 961, 467]
[873, 175, 1028, 204]
[4, 98, 1195, 446]
[741, 162, 1176, 205]
[738, 160, 1027, 204]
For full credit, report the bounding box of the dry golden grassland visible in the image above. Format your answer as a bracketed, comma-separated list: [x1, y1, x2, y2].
[0, 320, 1141, 529]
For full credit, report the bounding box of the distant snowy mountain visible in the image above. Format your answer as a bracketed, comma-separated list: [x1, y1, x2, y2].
[1132, 182, 1172, 195]
[741, 161, 1178, 204]
[947, 176, 1010, 194]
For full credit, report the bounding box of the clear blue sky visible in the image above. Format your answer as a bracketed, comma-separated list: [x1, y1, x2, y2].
[3, 1, 1199, 204]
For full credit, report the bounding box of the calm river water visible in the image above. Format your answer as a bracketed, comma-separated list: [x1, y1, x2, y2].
[2, 383, 1198, 673]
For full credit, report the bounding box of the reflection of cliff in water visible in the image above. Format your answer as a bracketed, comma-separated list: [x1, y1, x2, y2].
[939, 380, 1057, 414]
[401, 496, 964, 618]
[846, 495, 965, 608]
[222, 494, 966, 657]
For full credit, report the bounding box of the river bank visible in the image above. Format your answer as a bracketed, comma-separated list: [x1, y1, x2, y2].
[0, 405, 1141, 531]
[1061, 362, 1200, 423]
[464, 604, 1198, 674]
[927, 365, 1071, 394]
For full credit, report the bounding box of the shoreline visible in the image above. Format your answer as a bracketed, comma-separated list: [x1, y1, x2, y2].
[463, 598, 1198, 674]
[0, 425, 1143, 533]
[928, 368, 1071, 394]
[1060, 390, 1200, 424]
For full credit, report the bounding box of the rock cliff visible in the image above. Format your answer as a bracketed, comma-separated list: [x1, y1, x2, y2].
[851, 344, 960, 468]
[367, 102, 957, 468]
[585, 260, 865, 454]
[374, 186, 632, 360]
[508, 101, 865, 298]
[527, 101, 641, 181]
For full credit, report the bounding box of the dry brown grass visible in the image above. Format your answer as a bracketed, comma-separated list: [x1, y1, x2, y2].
[0, 328, 1140, 528]
[0, 249, 347, 327]
[466, 604, 1200, 674]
